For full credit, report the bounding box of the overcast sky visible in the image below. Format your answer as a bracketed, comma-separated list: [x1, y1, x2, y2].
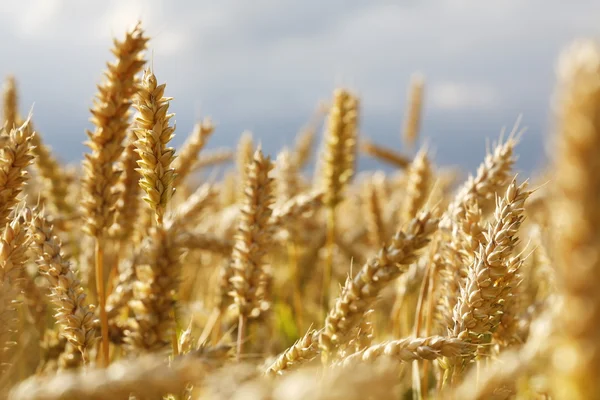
[0, 0, 599, 175]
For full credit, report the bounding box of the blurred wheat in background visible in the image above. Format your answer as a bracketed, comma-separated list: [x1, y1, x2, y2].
[0, 18, 598, 400]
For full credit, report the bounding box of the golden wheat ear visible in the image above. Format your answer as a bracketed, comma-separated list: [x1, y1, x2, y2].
[132, 69, 177, 227]
[0, 117, 36, 229]
[25, 207, 97, 366]
[551, 39, 600, 400]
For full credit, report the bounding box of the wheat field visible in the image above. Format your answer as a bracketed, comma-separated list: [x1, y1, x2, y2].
[0, 21, 596, 400]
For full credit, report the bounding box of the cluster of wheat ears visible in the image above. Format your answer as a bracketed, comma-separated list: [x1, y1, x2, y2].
[0, 21, 598, 400]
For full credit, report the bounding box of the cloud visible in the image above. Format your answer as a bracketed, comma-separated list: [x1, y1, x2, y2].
[0, 0, 598, 174]
[430, 82, 498, 110]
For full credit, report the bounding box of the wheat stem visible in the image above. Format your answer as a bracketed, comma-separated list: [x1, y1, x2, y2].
[95, 238, 108, 367]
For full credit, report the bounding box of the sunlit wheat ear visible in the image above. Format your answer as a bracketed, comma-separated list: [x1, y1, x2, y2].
[319, 211, 438, 364]
[320, 88, 358, 209]
[265, 329, 320, 377]
[401, 147, 431, 223]
[362, 179, 386, 247]
[81, 22, 148, 238]
[191, 148, 233, 172]
[26, 208, 97, 365]
[551, 39, 600, 400]
[291, 101, 327, 169]
[236, 130, 254, 200]
[0, 117, 35, 229]
[336, 336, 469, 368]
[132, 69, 177, 227]
[360, 139, 411, 169]
[402, 72, 425, 149]
[229, 148, 275, 359]
[441, 131, 521, 232]
[2, 75, 18, 131]
[448, 180, 530, 378]
[292, 125, 316, 170]
[166, 183, 218, 233]
[173, 118, 214, 187]
[275, 149, 301, 202]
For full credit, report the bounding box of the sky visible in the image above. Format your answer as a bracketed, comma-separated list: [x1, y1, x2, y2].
[0, 0, 599, 176]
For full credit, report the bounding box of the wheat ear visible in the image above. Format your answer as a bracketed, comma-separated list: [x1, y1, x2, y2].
[0, 210, 29, 371]
[172, 118, 214, 186]
[319, 211, 438, 364]
[402, 73, 425, 149]
[550, 40, 600, 400]
[2, 76, 18, 130]
[0, 118, 35, 229]
[229, 148, 275, 360]
[133, 69, 177, 227]
[26, 208, 97, 365]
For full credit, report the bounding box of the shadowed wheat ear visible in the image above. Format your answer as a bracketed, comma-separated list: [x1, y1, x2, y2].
[133, 69, 177, 227]
[319, 211, 438, 364]
[550, 39, 600, 400]
[0, 116, 35, 229]
[109, 139, 141, 243]
[125, 225, 184, 352]
[30, 126, 75, 219]
[167, 183, 218, 233]
[25, 208, 97, 365]
[0, 208, 29, 372]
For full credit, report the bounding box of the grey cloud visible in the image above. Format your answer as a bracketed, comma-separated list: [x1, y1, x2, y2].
[0, 1, 597, 175]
